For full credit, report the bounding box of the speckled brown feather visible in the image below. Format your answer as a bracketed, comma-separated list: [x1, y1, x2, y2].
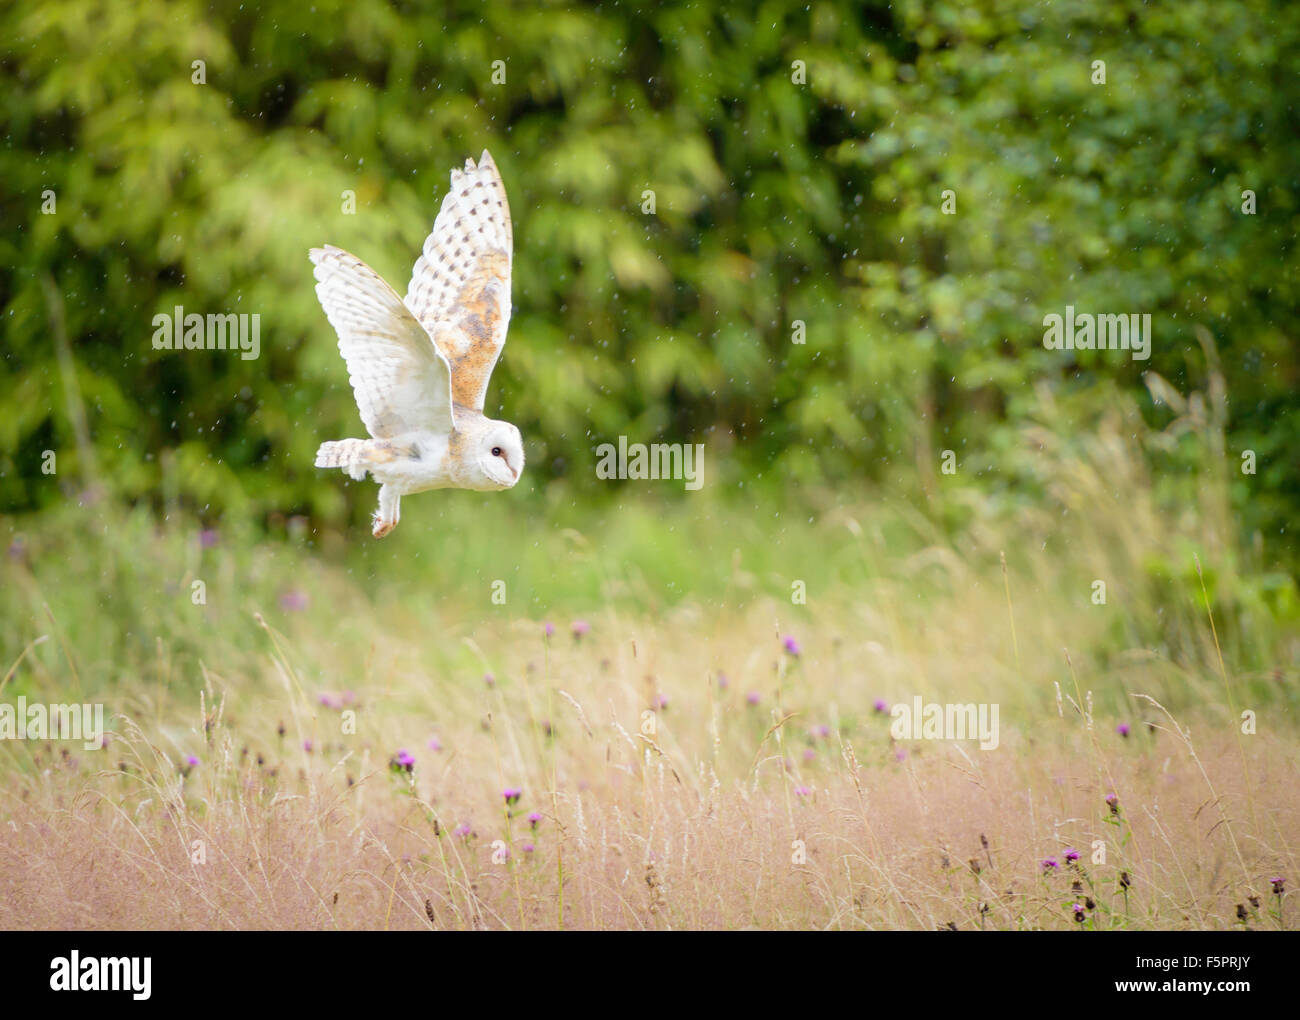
[404, 150, 513, 413]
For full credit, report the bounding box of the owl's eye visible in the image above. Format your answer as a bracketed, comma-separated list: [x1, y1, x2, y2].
[491, 447, 502, 457]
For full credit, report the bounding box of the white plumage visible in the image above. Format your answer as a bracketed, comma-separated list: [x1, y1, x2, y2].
[311, 150, 524, 537]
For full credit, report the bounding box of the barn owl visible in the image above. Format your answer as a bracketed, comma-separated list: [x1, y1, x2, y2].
[311, 150, 523, 537]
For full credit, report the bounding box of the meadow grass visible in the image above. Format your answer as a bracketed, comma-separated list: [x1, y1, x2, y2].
[1, 413, 1296, 929]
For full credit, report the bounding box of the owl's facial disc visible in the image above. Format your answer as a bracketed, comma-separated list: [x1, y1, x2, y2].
[479, 422, 524, 489]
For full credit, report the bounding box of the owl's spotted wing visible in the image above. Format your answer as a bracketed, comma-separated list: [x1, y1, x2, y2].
[310, 244, 455, 438]
[404, 150, 513, 412]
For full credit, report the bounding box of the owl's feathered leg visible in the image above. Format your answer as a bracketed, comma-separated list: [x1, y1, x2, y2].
[372, 484, 400, 538]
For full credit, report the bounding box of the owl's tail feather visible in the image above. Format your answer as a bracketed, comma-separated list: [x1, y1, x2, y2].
[315, 439, 374, 481]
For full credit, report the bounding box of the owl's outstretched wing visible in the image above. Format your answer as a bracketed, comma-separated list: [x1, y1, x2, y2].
[310, 244, 455, 438]
[403, 150, 513, 413]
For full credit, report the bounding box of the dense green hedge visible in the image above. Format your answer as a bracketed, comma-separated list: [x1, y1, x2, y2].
[2, 0, 1296, 541]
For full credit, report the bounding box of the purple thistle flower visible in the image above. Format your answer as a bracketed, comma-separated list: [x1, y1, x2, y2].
[794, 785, 811, 797]
[278, 588, 308, 612]
[1042, 857, 1059, 872]
[528, 811, 543, 829]
[654, 694, 669, 710]
[717, 672, 729, 690]
[427, 736, 442, 751]
[1271, 877, 1286, 894]
[873, 698, 889, 714]
[184, 754, 199, 768]
[746, 691, 760, 706]
[816, 724, 831, 738]
[782, 635, 801, 657]
[483, 672, 495, 687]
[303, 740, 313, 752]
[199, 528, 219, 549]
[894, 749, 907, 762]
[1064, 848, 1080, 864]
[1116, 723, 1130, 737]
[522, 842, 535, 853]
[390, 749, 415, 773]
[503, 787, 522, 805]
[571, 620, 590, 638]
[543, 622, 555, 638]
[452, 823, 472, 838]
[802, 748, 816, 762]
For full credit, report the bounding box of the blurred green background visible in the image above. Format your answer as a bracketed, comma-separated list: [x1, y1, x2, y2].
[1, 0, 1296, 551]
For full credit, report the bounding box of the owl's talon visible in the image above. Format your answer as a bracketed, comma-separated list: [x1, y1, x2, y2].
[372, 514, 396, 538]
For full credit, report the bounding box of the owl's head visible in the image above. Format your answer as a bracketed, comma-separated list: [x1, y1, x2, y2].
[475, 420, 525, 490]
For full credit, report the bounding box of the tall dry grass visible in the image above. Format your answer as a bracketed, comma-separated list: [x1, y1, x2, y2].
[0, 609, 1294, 930]
[1, 386, 1296, 929]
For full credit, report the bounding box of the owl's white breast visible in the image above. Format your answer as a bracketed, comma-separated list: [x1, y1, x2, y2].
[369, 430, 456, 495]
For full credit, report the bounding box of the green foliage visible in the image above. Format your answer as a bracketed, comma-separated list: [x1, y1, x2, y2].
[1, 0, 1296, 545]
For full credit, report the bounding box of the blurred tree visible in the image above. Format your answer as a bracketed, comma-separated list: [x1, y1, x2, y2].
[0, 0, 1295, 547]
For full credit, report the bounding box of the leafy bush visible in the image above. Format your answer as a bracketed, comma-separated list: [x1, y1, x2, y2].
[2, 0, 1296, 549]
